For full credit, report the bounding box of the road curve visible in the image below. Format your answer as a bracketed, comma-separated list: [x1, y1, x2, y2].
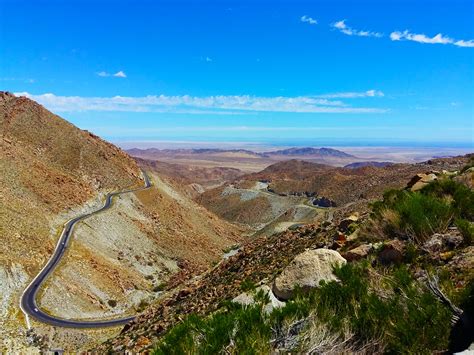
[20, 171, 152, 328]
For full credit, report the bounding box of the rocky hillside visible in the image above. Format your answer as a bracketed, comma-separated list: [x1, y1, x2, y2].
[135, 158, 244, 193]
[242, 157, 469, 206]
[97, 157, 474, 353]
[0, 92, 241, 352]
[196, 157, 471, 237]
[0, 91, 143, 350]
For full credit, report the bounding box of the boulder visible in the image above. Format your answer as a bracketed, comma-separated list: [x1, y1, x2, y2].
[232, 285, 285, 314]
[378, 240, 406, 265]
[423, 232, 463, 253]
[407, 173, 437, 192]
[273, 249, 346, 300]
[338, 214, 359, 232]
[343, 244, 373, 261]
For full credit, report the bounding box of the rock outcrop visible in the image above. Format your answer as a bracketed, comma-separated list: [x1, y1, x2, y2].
[407, 173, 438, 191]
[273, 249, 346, 300]
[232, 285, 285, 314]
[378, 240, 406, 265]
[343, 244, 373, 261]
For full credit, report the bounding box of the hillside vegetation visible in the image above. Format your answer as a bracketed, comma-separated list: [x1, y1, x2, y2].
[99, 156, 473, 353]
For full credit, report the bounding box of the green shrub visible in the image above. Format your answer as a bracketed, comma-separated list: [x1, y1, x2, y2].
[153, 263, 452, 354]
[404, 242, 419, 263]
[455, 218, 474, 245]
[153, 301, 271, 354]
[240, 278, 256, 291]
[371, 178, 474, 243]
[422, 179, 474, 220]
[309, 263, 452, 353]
[373, 190, 454, 242]
[153, 283, 166, 292]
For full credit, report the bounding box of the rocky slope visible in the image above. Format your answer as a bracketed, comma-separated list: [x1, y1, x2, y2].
[242, 157, 469, 206]
[136, 158, 244, 194]
[0, 91, 145, 351]
[97, 157, 474, 353]
[0, 92, 241, 352]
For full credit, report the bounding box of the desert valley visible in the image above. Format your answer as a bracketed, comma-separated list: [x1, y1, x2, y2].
[1, 91, 473, 353]
[1, 1, 473, 353]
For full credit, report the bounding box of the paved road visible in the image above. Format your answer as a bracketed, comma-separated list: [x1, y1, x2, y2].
[20, 171, 152, 328]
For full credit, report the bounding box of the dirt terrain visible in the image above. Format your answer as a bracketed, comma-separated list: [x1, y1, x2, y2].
[96, 155, 474, 353]
[0, 92, 241, 352]
[127, 147, 367, 172]
[196, 157, 471, 235]
[0, 91, 143, 351]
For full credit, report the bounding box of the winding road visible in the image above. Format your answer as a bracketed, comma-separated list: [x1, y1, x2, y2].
[20, 171, 152, 328]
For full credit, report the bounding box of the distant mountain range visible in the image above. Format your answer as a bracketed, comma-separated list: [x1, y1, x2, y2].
[264, 147, 355, 158]
[127, 147, 355, 158]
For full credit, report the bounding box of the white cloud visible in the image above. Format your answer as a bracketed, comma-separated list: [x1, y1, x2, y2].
[390, 30, 474, 48]
[0, 77, 36, 83]
[14, 92, 388, 114]
[301, 15, 317, 25]
[96, 70, 127, 78]
[332, 20, 383, 38]
[454, 40, 474, 48]
[113, 71, 127, 78]
[317, 90, 384, 99]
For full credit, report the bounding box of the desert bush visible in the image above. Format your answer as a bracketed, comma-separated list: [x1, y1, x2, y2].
[372, 189, 454, 242]
[299, 263, 451, 354]
[153, 263, 452, 354]
[422, 179, 474, 220]
[370, 178, 474, 243]
[455, 218, 474, 245]
[240, 278, 256, 291]
[153, 300, 271, 355]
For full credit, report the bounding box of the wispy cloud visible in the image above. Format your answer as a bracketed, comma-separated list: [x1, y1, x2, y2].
[390, 30, 474, 47]
[300, 15, 317, 25]
[332, 20, 383, 38]
[113, 70, 127, 78]
[15, 92, 388, 114]
[317, 90, 384, 99]
[96, 70, 127, 78]
[0, 77, 36, 83]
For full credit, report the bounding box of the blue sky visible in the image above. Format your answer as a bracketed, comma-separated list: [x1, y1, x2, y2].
[1, 0, 473, 148]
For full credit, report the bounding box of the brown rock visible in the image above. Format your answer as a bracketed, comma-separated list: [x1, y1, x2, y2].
[338, 214, 359, 232]
[343, 244, 373, 261]
[378, 240, 406, 265]
[407, 173, 437, 192]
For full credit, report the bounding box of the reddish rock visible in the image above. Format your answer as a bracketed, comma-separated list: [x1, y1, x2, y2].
[343, 244, 373, 261]
[338, 214, 359, 232]
[378, 240, 406, 265]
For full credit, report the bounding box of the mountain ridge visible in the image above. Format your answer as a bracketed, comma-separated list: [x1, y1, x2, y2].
[126, 146, 355, 158]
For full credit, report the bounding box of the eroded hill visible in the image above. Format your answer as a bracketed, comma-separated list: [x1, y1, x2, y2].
[97, 156, 474, 353]
[0, 92, 241, 352]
